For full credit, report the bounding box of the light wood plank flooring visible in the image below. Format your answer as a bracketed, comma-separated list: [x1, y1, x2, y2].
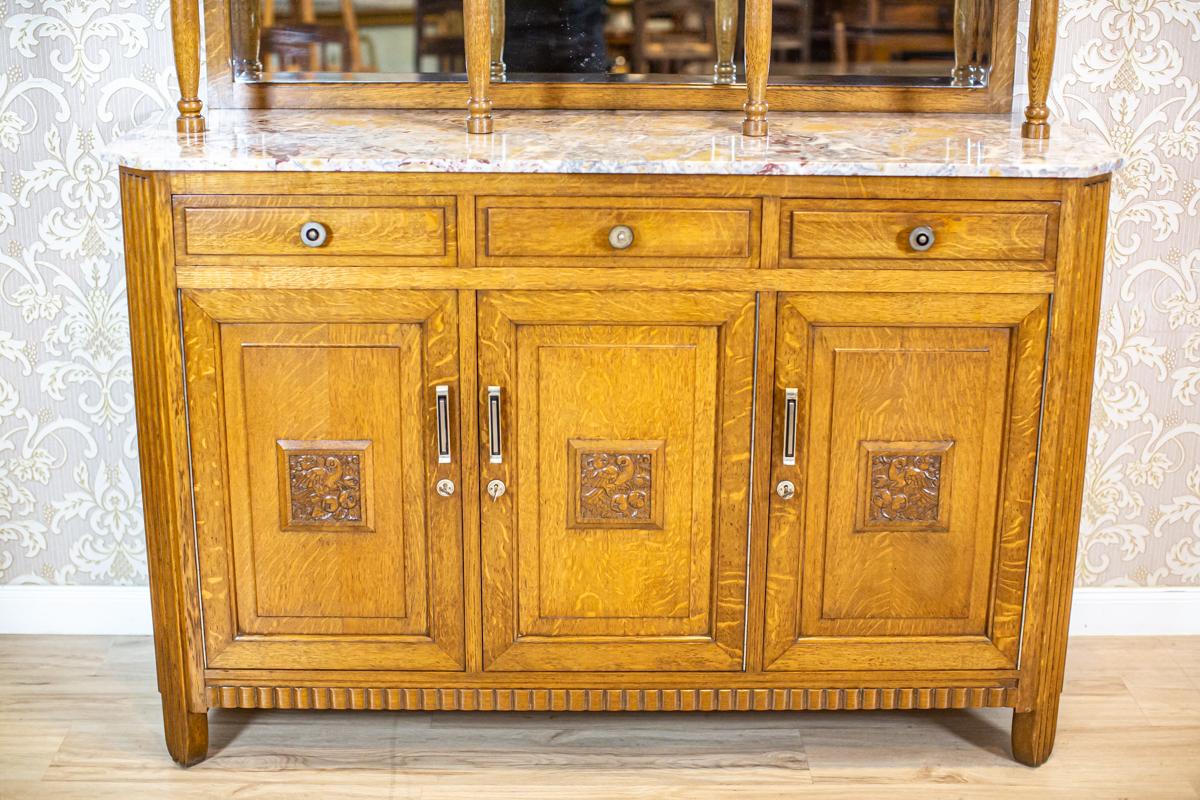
[1, 635, 1197, 798]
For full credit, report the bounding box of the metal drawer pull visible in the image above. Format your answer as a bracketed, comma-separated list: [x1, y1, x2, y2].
[299, 221, 328, 248]
[487, 386, 503, 464]
[608, 224, 634, 250]
[435, 385, 451, 464]
[782, 387, 798, 466]
[908, 225, 935, 252]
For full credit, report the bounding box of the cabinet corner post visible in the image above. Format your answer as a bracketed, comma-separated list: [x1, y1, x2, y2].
[120, 168, 209, 765]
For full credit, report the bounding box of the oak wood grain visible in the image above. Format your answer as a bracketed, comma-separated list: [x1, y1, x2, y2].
[173, 194, 456, 266]
[182, 289, 465, 671]
[783, 199, 1058, 269]
[119, 169, 208, 765]
[476, 290, 756, 672]
[477, 196, 760, 268]
[1011, 178, 1111, 765]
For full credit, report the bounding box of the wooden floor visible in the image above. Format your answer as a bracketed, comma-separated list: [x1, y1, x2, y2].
[0, 636, 1197, 798]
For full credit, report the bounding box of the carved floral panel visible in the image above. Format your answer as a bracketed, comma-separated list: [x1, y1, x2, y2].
[277, 440, 372, 531]
[868, 453, 944, 524]
[858, 441, 953, 532]
[569, 440, 665, 530]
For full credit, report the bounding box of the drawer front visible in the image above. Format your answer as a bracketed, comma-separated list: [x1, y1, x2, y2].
[478, 196, 760, 267]
[782, 200, 1057, 269]
[174, 195, 456, 266]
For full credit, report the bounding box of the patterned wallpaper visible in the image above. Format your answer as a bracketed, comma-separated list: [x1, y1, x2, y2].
[0, 1, 1196, 587]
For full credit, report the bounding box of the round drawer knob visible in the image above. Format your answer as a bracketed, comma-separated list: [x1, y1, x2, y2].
[908, 225, 935, 252]
[608, 224, 634, 250]
[299, 221, 328, 248]
[776, 480, 796, 501]
[435, 478, 455, 497]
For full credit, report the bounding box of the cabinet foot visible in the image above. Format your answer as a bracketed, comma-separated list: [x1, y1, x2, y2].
[1011, 699, 1060, 767]
[163, 707, 209, 767]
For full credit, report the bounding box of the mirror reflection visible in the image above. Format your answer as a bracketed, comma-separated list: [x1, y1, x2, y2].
[233, 0, 992, 86]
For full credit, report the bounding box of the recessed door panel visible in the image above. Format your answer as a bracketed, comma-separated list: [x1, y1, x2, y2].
[184, 290, 464, 671]
[763, 292, 1048, 672]
[478, 291, 757, 672]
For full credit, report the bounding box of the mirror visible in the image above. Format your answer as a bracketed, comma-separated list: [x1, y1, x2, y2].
[229, 0, 994, 88]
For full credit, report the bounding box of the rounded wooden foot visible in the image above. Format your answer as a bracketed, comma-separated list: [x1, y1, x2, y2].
[1021, 121, 1051, 140]
[467, 98, 493, 135]
[164, 708, 209, 767]
[1011, 701, 1059, 767]
[176, 116, 205, 137]
[742, 100, 768, 137]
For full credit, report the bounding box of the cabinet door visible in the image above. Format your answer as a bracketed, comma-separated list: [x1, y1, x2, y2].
[478, 291, 757, 671]
[763, 292, 1048, 672]
[183, 290, 464, 671]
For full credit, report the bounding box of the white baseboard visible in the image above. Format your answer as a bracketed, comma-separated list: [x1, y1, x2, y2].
[1068, 587, 1200, 636]
[0, 585, 1196, 637]
[0, 585, 152, 635]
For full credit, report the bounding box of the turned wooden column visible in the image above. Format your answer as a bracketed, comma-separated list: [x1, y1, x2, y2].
[170, 0, 205, 135]
[490, 0, 506, 80]
[714, 0, 737, 84]
[465, 0, 494, 133]
[742, 0, 770, 135]
[1022, 0, 1058, 139]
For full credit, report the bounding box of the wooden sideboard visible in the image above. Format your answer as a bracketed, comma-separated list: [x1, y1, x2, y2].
[117, 160, 1111, 767]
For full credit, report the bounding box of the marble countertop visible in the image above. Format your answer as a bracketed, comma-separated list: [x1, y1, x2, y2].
[106, 109, 1122, 179]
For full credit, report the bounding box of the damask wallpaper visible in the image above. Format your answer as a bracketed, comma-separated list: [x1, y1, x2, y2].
[0, 1, 1196, 588]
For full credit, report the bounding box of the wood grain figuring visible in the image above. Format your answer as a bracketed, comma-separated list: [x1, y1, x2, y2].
[118, 168, 1110, 768]
[783, 199, 1056, 268]
[477, 290, 756, 672]
[762, 292, 1048, 673]
[204, 685, 1017, 711]
[478, 196, 760, 268]
[1011, 178, 1111, 766]
[741, 0, 771, 135]
[169, 172, 1068, 204]
[182, 289, 465, 671]
[464, 0, 493, 132]
[1022, 0, 1059, 139]
[175, 195, 455, 265]
[170, 0, 204, 133]
[119, 169, 208, 764]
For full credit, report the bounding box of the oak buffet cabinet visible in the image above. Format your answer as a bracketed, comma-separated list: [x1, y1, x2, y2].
[111, 0, 1119, 771]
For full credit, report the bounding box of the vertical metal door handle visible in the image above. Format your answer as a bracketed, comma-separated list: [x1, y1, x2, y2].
[782, 387, 798, 466]
[487, 386, 503, 464]
[435, 385, 451, 464]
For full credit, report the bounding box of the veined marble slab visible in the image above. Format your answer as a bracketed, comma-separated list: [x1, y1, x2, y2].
[106, 108, 1122, 178]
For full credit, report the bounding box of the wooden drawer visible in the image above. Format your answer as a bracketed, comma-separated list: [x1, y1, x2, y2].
[477, 196, 761, 267]
[781, 200, 1057, 270]
[173, 195, 456, 266]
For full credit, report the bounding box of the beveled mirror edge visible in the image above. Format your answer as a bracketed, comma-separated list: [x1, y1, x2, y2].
[176, 0, 1050, 138]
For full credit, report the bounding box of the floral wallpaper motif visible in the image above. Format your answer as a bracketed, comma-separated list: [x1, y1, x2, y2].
[0, 0, 175, 585]
[1044, 0, 1200, 586]
[0, 0, 1196, 587]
